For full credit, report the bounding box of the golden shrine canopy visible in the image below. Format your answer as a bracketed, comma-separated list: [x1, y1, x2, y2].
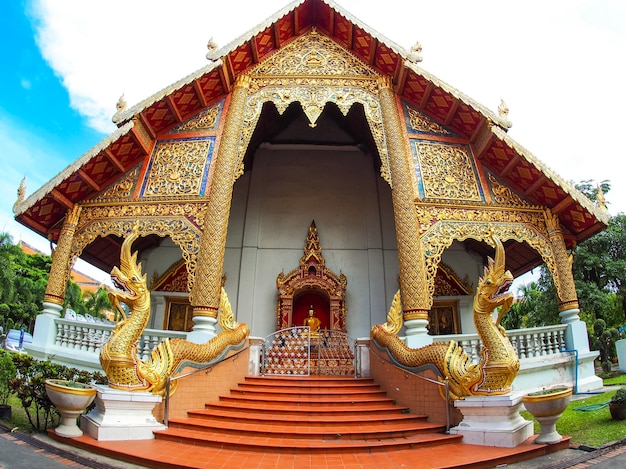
[13, 0, 608, 277]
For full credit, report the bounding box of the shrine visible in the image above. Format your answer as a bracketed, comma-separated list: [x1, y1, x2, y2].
[11, 0, 611, 464]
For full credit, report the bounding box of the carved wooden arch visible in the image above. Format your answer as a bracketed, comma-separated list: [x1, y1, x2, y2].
[69, 214, 201, 294]
[419, 216, 556, 310]
[276, 221, 347, 331]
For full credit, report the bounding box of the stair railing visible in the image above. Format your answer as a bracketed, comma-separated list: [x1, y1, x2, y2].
[163, 344, 250, 426]
[262, 327, 312, 376]
[261, 327, 358, 377]
[315, 330, 357, 377]
[368, 343, 451, 433]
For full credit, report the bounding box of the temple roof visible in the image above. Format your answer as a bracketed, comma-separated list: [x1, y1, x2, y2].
[14, 0, 609, 276]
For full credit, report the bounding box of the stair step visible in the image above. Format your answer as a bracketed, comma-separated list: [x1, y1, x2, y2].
[188, 408, 427, 426]
[154, 426, 462, 452]
[167, 416, 445, 439]
[217, 393, 395, 406]
[203, 400, 410, 416]
[244, 376, 374, 386]
[229, 386, 387, 398]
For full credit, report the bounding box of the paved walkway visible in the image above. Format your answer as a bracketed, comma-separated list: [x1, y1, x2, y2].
[2, 425, 626, 469]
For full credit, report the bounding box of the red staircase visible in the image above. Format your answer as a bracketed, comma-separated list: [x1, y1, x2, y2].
[156, 375, 458, 452]
[52, 375, 569, 468]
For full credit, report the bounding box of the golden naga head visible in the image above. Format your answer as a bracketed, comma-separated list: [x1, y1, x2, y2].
[475, 236, 514, 314]
[109, 224, 147, 306]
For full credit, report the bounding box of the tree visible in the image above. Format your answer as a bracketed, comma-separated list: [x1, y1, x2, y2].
[0, 232, 111, 331]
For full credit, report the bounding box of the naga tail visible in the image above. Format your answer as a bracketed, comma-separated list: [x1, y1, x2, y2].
[371, 324, 481, 401]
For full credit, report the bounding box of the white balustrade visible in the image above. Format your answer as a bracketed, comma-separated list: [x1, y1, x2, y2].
[53, 318, 187, 365]
[432, 325, 568, 362]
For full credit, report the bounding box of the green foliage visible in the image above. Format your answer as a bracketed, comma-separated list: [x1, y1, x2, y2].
[0, 350, 18, 405]
[0, 231, 111, 331]
[610, 387, 626, 405]
[0, 233, 51, 332]
[514, 209, 626, 332]
[8, 353, 106, 432]
[592, 319, 619, 373]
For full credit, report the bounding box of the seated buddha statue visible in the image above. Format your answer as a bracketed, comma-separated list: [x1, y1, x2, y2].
[303, 306, 322, 337]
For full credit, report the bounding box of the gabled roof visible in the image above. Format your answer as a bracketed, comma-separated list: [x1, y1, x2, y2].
[14, 0, 608, 274]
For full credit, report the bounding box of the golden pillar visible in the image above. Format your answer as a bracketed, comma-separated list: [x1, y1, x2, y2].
[545, 210, 580, 313]
[44, 204, 82, 307]
[191, 74, 251, 325]
[377, 77, 430, 331]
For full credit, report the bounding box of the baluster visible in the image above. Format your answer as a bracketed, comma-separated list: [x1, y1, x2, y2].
[87, 327, 96, 353]
[80, 326, 89, 351]
[538, 332, 549, 356]
[55, 321, 63, 346]
[549, 330, 557, 354]
[140, 335, 151, 361]
[533, 333, 541, 357]
[524, 333, 532, 358]
[69, 324, 78, 350]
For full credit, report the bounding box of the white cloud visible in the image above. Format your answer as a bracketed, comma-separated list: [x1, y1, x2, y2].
[24, 0, 626, 213]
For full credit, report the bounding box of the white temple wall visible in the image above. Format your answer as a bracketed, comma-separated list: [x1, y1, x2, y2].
[224, 144, 398, 339]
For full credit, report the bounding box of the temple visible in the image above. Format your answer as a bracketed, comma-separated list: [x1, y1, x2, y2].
[12, 0, 609, 461]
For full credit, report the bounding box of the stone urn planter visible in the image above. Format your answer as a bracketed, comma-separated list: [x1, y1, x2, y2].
[45, 379, 97, 438]
[522, 386, 572, 444]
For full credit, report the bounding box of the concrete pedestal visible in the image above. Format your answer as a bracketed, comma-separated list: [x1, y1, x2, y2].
[81, 385, 166, 441]
[450, 393, 533, 448]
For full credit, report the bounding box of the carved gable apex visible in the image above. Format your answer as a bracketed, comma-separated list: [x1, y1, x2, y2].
[251, 28, 378, 79]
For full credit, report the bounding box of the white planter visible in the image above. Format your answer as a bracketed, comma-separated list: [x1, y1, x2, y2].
[45, 379, 97, 438]
[522, 387, 572, 444]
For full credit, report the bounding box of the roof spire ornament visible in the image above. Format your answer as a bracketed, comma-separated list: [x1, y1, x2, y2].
[596, 184, 608, 211]
[206, 37, 218, 60]
[408, 41, 423, 63]
[497, 98, 512, 129]
[12, 177, 26, 214]
[116, 94, 127, 112]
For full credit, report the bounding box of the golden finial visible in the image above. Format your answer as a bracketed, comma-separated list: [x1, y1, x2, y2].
[497, 98, 512, 129]
[597, 184, 607, 211]
[116, 94, 127, 112]
[409, 41, 423, 62]
[12, 177, 26, 213]
[206, 37, 218, 60]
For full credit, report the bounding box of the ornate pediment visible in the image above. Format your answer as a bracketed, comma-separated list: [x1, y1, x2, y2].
[434, 262, 472, 296]
[251, 28, 377, 79]
[151, 258, 189, 293]
[276, 221, 347, 331]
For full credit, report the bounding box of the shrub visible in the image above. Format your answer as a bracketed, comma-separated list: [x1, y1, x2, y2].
[610, 387, 626, 405]
[0, 350, 17, 405]
[9, 354, 106, 432]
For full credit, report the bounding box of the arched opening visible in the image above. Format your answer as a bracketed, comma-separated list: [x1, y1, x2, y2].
[225, 96, 397, 339]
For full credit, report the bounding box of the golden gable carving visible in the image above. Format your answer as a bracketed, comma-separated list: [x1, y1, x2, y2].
[251, 28, 377, 79]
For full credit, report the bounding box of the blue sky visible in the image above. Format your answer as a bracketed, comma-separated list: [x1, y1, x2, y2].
[2, 0, 625, 284]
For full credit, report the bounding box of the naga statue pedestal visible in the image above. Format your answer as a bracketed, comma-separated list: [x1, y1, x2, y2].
[81, 385, 166, 441]
[450, 393, 533, 448]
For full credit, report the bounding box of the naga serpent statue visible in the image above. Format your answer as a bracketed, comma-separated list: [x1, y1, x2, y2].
[371, 235, 520, 401]
[100, 225, 250, 396]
